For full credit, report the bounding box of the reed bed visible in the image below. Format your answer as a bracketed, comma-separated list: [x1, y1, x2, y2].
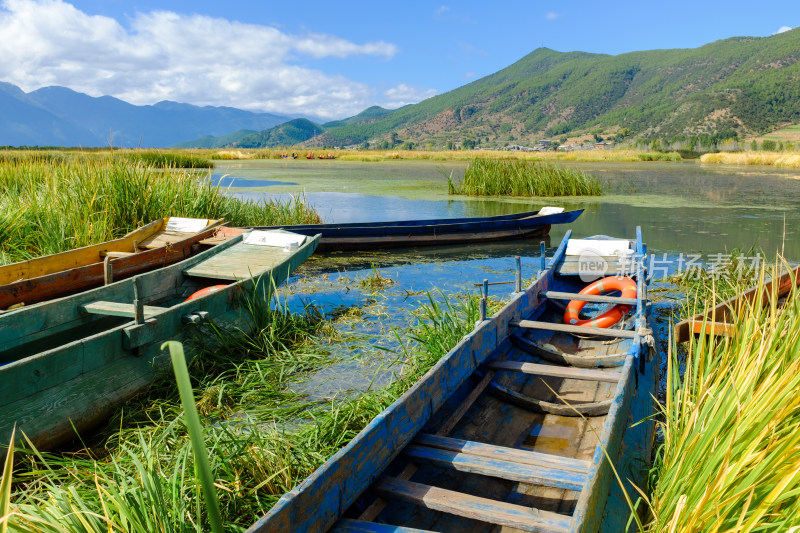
[122, 151, 212, 169]
[448, 158, 603, 197]
[0, 157, 319, 265]
[645, 262, 800, 531]
[2, 291, 486, 532]
[701, 151, 800, 168]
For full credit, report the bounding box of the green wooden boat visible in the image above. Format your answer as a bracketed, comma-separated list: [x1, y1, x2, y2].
[0, 230, 320, 453]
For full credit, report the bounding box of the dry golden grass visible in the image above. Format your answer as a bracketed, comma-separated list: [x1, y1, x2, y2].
[701, 152, 800, 168]
[201, 148, 681, 163]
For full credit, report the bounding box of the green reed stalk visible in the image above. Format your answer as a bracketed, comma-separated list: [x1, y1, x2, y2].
[0, 429, 14, 533]
[164, 341, 223, 533]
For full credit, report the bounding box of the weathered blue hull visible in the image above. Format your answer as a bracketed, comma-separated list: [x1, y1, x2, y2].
[258, 208, 583, 251]
[248, 228, 656, 532]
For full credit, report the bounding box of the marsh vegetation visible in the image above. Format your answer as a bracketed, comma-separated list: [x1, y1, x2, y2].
[447, 158, 603, 197]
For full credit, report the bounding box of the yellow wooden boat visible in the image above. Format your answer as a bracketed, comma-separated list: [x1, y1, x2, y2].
[0, 217, 222, 310]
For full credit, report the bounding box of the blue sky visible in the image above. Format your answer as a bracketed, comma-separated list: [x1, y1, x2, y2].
[1, 0, 797, 120]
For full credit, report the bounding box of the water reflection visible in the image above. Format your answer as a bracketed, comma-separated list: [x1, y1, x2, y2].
[209, 173, 296, 188]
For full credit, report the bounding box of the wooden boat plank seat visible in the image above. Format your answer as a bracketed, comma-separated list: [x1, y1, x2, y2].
[183, 242, 297, 281]
[138, 229, 206, 250]
[511, 320, 638, 339]
[687, 319, 736, 338]
[403, 443, 588, 491]
[374, 477, 571, 533]
[81, 301, 168, 319]
[332, 519, 435, 533]
[413, 434, 591, 474]
[488, 360, 621, 383]
[538, 290, 638, 306]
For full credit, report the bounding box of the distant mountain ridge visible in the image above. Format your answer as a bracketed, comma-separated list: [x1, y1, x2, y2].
[214, 28, 800, 149]
[0, 83, 289, 147]
[181, 106, 393, 149]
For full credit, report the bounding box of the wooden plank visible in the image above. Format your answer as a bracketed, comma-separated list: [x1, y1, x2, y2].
[101, 251, 136, 258]
[539, 291, 638, 306]
[690, 320, 736, 338]
[332, 519, 435, 533]
[511, 320, 637, 339]
[413, 434, 590, 474]
[403, 444, 588, 491]
[81, 301, 167, 319]
[183, 242, 293, 281]
[373, 477, 571, 533]
[488, 360, 620, 383]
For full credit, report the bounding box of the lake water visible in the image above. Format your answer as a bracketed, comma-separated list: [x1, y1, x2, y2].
[213, 159, 800, 398]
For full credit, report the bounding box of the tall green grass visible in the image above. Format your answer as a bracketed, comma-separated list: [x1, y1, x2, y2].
[0, 157, 320, 265]
[448, 158, 603, 197]
[645, 262, 800, 531]
[123, 151, 212, 169]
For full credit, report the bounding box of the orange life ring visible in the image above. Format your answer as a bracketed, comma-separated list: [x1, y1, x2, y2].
[184, 285, 228, 302]
[563, 276, 637, 328]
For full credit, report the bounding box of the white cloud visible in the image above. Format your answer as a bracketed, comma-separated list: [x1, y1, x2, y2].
[545, 12, 559, 20]
[463, 72, 477, 80]
[435, 5, 449, 16]
[382, 84, 437, 108]
[0, 0, 399, 119]
[774, 25, 793, 34]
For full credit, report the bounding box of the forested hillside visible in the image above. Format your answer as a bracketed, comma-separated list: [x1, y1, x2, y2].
[225, 28, 800, 149]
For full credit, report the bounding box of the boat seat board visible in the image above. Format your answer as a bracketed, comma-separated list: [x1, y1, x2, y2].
[374, 477, 571, 533]
[413, 434, 591, 474]
[183, 242, 295, 281]
[403, 444, 587, 491]
[511, 320, 638, 339]
[81, 301, 167, 318]
[488, 360, 621, 383]
[539, 291, 638, 306]
[332, 519, 435, 533]
[138, 230, 204, 250]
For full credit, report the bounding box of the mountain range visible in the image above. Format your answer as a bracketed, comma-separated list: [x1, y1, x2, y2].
[3, 28, 799, 149]
[0, 83, 288, 148]
[203, 27, 800, 149]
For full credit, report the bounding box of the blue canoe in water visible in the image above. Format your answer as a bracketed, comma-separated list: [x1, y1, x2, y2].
[255, 207, 583, 251]
[247, 228, 658, 533]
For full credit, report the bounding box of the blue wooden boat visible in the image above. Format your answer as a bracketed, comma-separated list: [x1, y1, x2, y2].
[247, 228, 658, 532]
[0, 230, 320, 453]
[255, 207, 583, 251]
